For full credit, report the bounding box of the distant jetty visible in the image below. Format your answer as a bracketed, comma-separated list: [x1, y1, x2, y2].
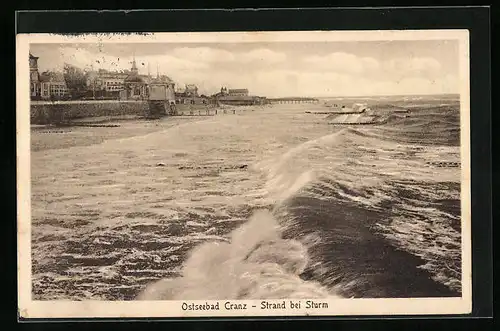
[268, 97, 319, 104]
[306, 102, 369, 114]
[217, 96, 267, 106]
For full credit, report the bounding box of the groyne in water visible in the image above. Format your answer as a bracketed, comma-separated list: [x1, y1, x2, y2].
[304, 103, 411, 125]
[306, 108, 366, 115]
[326, 113, 410, 125]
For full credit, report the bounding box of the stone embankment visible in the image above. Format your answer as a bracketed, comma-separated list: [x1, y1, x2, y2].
[31, 100, 148, 125]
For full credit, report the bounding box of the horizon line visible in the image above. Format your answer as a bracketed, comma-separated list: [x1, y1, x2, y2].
[265, 92, 460, 99]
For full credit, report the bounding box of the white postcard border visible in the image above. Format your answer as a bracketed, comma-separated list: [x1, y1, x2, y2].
[17, 30, 472, 319]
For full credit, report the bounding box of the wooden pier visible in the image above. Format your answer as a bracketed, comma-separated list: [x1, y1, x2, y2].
[268, 97, 319, 104]
[171, 106, 250, 116]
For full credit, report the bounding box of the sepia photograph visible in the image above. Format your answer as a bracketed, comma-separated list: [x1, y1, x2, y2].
[17, 30, 471, 318]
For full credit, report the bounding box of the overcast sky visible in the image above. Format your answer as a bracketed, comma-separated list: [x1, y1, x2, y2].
[30, 40, 459, 97]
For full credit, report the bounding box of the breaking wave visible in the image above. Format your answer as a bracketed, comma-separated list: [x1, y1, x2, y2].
[140, 114, 461, 299]
[138, 210, 335, 300]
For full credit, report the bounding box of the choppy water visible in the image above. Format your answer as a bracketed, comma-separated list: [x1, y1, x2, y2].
[31, 95, 462, 300]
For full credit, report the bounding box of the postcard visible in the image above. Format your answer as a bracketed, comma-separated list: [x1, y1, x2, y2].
[17, 29, 471, 318]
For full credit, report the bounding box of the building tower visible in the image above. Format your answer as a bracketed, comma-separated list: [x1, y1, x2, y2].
[131, 52, 138, 75]
[29, 53, 40, 98]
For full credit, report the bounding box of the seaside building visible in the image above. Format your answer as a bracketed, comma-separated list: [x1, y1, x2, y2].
[40, 73, 68, 99]
[101, 73, 128, 92]
[228, 88, 249, 97]
[29, 53, 41, 99]
[86, 57, 155, 100]
[214, 87, 249, 97]
[184, 84, 199, 97]
[213, 87, 228, 98]
[85, 69, 128, 98]
[148, 74, 176, 101]
[213, 86, 265, 106]
[123, 58, 147, 100]
[175, 84, 206, 104]
[29, 51, 178, 101]
[146, 72, 177, 118]
[30, 52, 78, 100]
[39, 72, 69, 99]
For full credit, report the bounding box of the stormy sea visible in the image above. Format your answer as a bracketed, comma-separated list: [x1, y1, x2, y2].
[30, 94, 462, 301]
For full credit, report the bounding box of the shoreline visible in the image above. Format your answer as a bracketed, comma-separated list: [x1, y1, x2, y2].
[30, 104, 272, 152]
[30, 115, 213, 152]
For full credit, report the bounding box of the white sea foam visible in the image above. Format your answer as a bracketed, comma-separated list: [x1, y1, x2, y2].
[137, 209, 336, 300]
[32, 102, 462, 300]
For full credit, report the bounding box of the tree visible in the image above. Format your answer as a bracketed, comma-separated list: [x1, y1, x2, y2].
[63, 63, 87, 99]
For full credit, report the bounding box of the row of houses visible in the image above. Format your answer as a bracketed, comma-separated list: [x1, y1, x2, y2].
[29, 52, 266, 105]
[30, 54, 70, 99]
[85, 60, 177, 101]
[30, 53, 177, 101]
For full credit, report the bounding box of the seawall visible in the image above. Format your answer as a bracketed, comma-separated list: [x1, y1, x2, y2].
[30, 100, 149, 124]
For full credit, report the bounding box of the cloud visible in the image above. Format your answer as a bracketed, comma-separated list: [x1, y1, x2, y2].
[171, 47, 286, 65]
[384, 57, 442, 77]
[303, 53, 443, 81]
[356, 74, 458, 96]
[240, 48, 287, 64]
[30, 44, 455, 97]
[199, 69, 458, 97]
[32, 47, 96, 72]
[171, 47, 235, 63]
[207, 69, 355, 97]
[141, 54, 208, 74]
[33, 46, 208, 76]
[361, 57, 380, 71]
[303, 52, 379, 74]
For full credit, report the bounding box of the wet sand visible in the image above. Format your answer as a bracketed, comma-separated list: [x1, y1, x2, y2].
[31, 116, 211, 152]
